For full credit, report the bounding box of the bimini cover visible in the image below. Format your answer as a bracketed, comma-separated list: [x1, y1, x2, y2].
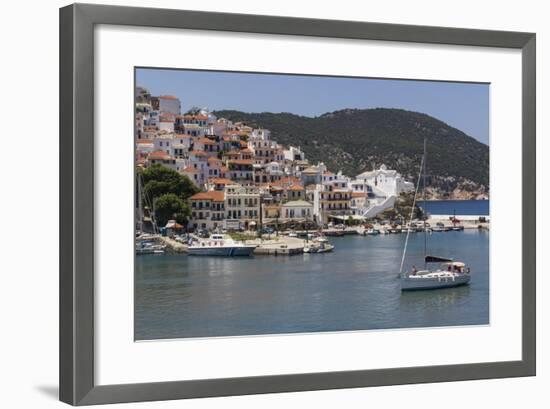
[425, 255, 453, 263]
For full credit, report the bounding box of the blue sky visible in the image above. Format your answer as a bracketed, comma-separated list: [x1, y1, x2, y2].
[136, 68, 489, 145]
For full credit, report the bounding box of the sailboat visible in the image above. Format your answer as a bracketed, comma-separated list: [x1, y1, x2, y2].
[399, 138, 471, 291]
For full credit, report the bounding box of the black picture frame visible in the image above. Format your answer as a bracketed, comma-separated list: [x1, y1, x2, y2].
[60, 3, 536, 406]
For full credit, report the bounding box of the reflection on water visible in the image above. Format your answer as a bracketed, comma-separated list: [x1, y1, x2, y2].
[135, 230, 489, 340]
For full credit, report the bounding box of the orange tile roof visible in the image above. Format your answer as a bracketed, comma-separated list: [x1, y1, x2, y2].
[159, 95, 179, 100]
[351, 192, 367, 197]
[182, 166, 198, 173]
[191, 150, 208, 156]
[240, 147, 253, 153]
[148, 150, 171, 160]
[197, 137, 216, 145]
[136, 139, 153, 144]
[190, 190, 225, 202]
[207, 156, 221, 163]
[184, 114, 208, 120]
[288, 184, 305, 191]
[271, 176, 301, 187]
[209, 178, 233, 185]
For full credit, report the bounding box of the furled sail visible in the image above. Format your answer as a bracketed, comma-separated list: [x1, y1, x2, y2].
[425, 255, 453, 263]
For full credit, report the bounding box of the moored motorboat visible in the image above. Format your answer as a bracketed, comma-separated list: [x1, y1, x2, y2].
[188, 234, 256, 256]
[303, 240, 334, 253]
[136, 240, 166, 255]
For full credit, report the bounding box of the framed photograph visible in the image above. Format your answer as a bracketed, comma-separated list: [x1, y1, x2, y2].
[60, 3, 536, 405]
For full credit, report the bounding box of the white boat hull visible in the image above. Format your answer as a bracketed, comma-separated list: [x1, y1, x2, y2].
[188, 246, 256, 256]
[401, 273, 470, 291]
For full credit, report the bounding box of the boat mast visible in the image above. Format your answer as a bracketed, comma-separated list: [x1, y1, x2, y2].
[398, 142, 425, 276]
[423, 137, 427, 270]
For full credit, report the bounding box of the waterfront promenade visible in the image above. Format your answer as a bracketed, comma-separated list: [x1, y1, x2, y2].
[145, 214, 489, 256]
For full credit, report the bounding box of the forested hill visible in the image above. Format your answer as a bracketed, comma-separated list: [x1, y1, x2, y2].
[214, 108, 489, 199]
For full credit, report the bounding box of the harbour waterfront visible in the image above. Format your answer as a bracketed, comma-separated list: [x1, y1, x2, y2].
[135, 228, 489, 340]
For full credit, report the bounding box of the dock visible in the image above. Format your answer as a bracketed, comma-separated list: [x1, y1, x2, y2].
[249, 236, 306, 256]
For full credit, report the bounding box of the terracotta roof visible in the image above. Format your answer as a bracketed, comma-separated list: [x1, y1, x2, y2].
[271, 176, 301, 187]
[191, 150, 208, 157]
[351, 192, 367, 198]
[197, 137, 216, 145]
[288, 184, 305, 191]
[240, 147, 253, 153]
[148, 150, 171, 160]
[207, 156, 221, 163]
[158, 95, 179, 100]
[184, 114, 208, 120]
[136, 139, 153, 144]
[190, 190, 225, 202]
[182, 166, 198, 173]
[209, 178, 233, 185]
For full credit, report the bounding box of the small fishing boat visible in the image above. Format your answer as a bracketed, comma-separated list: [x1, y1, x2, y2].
[313, 235, 330, 243]
[303, 240, 334, 253]
[136, 240, 166, 255]
[188, 234, 256, 256]
[365, 228, 380, 235]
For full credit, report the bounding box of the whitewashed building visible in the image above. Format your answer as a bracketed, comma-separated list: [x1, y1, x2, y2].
[354, 164, 414, 198]
[283, 145, 305, 162]
[281, 200, 313, 221]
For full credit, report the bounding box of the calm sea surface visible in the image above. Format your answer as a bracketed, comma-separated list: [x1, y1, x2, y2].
[135, 228, 489, 340]
[419, 199, 489, 216]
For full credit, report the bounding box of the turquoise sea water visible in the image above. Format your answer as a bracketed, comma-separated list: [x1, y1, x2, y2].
[135, 228, 489, 340]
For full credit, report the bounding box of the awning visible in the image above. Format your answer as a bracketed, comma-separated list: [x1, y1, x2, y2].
[425, 255, 453, 263]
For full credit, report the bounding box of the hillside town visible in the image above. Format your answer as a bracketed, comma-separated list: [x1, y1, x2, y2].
[135, 87, 415, 234]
